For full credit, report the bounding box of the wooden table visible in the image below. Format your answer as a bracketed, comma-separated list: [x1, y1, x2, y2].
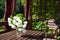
[0, 30, 45, 40]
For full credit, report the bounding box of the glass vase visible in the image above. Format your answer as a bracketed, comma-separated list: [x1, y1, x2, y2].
[16, 28, 22, 38]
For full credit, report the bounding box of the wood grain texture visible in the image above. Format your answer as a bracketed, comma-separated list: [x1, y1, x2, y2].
[0, 30, 57, 40]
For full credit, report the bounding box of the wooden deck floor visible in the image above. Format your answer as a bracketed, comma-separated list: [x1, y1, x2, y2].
[0, 30, 56, 40]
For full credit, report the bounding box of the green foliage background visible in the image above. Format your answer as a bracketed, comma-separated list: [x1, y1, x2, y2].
[32, 0, 60, 20]
[0, 0, 5, 19]
[0, 0, 59, 20]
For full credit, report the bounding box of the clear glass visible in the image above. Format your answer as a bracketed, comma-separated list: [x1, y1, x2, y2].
[16, 28, 22, 38]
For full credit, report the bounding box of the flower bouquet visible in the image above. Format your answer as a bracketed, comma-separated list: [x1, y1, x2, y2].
[8, 14, 28, 37]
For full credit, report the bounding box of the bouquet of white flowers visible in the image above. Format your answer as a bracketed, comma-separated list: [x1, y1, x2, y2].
[8, 14, 28, 33]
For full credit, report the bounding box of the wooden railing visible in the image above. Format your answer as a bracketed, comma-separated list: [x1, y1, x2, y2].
[0, 0, 16, 32]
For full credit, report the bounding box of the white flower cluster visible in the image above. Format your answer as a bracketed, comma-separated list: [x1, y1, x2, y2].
[8, 16, 28, 33]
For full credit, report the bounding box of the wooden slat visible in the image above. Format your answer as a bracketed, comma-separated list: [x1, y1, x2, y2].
[31, 31, 38, 35]
[0, 30, 16, 40]
[0, 22, 7, 26]
[0, 30, 57, 40]
[0, 30, 45, 40]
[28, 30, 35, 35]
[0, 21, 8, 32]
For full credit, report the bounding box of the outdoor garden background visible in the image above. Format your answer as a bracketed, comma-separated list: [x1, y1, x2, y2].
[0, 0, 60, 40]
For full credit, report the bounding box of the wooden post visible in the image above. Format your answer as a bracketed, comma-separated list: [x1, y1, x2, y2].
[24, 0, 32, 30]
[4, 0, 16, 31]
[27, 0, 32, 30]
[4, 0, 12, 21]
[24, 0, 28, 20]
[11, 0, 16, 15]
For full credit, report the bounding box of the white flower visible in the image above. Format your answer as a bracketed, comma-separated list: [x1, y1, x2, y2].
[19, 20, 22, 23]
[10, 24, 16, 29]
[23, 24, 27, 28]
[8, 21, 11, 24]
[15, 21, 23, 27]
[13, 16, 18, 20]
[18, 28, 23, 31]
[8, 21, 12, 25]
[8, 18, 12, 23]
[22, 29, 26, 33]
[12, 20, 17, 25]
[24, 21, 28, 24]
[15, 23, 20, 26]
[17, 25, 23, 28]
[8, 23, 12, 26]
[16, 17, 20, 21]
[8, 15, 28, 32]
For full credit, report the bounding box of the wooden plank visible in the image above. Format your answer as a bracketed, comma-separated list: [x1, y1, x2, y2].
[31, 31, 38, 35]
[0, 22, 7, 26]
[0, 30, 16, 40]
[0, 30, 57, 40]
[28, 30, 35, 35]
[0, 30, 45, 40]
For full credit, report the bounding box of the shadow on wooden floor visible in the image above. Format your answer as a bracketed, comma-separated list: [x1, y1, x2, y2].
[21, 34, 45, 40]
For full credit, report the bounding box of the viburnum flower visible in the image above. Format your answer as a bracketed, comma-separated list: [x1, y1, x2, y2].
[8, 18, 12, 23]
[12, 20, 17, 25]
[24, 21, 28, 24]
[23, 24, 27, 29]
[8, 14, 28, 33]
[10, 24, 16, 29]
[13, 16, 18, 20]
[16, 17, 21, 21]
